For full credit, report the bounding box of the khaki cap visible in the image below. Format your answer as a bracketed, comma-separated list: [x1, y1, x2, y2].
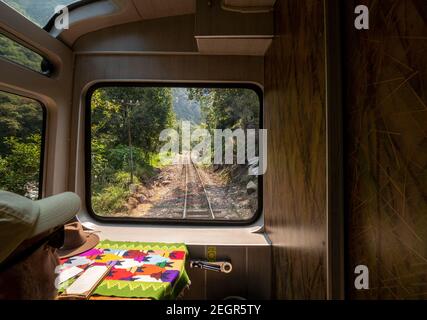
[0, 191, 81, 264]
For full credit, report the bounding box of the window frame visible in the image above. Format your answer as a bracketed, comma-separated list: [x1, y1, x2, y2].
[0, 89, 47, 200]
[85, 82, 264, 226]
[0, 29, 54, 76]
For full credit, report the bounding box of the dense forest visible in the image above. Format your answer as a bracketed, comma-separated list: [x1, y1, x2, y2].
[90, 87, 176, 214]
[188, 88, 259, 132]
[172, 88, 201, 125]
[0, 92, 43, 198]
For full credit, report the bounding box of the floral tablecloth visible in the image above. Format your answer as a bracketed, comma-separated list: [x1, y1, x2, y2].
[59, 240, 190, 300]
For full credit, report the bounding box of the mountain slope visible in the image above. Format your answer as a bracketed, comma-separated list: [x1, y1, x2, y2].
[172, 88, 201, 125]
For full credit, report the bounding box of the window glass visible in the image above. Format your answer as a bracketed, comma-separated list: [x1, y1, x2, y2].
[2, 0, 81, 27]
[89, 86, 262, 222]
[0, 32, 48, 73]
[0, 91, 44, 199]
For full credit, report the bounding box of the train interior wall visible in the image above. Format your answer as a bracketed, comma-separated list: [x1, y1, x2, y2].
[264, 0, 427, 300]
[264, 0, 327, 299]
[344, 0, 427, 300]
[1, 0, 426, 300]
[69, 10, 271, 300]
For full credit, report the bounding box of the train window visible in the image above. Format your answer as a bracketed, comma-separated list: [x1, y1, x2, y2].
[87, 85, 262, 223]
[0, 32, 52, 75]
[0, 91, 45, 200]
[1, 0, 83, 27]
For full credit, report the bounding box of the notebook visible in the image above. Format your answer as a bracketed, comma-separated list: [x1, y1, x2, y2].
[58, 265, 111, 300]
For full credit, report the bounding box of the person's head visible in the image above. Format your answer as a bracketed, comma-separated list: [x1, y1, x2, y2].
[0, 191, 81, 300]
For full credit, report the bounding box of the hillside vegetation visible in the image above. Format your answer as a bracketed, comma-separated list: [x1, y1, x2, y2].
[0, 92, 43, 198]
[0, 33, 43, 71]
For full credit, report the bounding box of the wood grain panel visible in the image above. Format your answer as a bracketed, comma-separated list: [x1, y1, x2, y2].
[206, 246, 247, 299]
[133, 0, 196, 20]
[344, 0, 427, 299]
[247, 246, 271, 299]
[196, 37, 272, 56]
[183, 245, 206, 300]
[222, 0, 276, 13]
[223, 0, 276, 7]
[195, 0, 273, 36]
[180, 245, 272, 300]
[264, 0, 327, 299]
[73, 54, 264, 87]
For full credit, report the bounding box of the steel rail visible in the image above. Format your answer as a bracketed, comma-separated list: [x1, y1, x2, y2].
[190, 158, 216, 220]
[182, 157, 188, 219]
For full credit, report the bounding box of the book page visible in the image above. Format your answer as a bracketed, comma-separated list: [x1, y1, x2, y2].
[58, 266, 84, 285]
[65, 265, 109, 296]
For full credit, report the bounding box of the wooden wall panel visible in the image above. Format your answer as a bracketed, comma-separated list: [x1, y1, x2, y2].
[183, 245, 271, 300]
[195, 0, 273, 36]
[264, 0, 327, 299]
[344, 0, 427, 299]
[133, 0, 195, 20]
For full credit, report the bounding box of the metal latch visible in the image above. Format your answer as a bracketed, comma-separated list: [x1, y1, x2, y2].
[190, 260, 233, 274]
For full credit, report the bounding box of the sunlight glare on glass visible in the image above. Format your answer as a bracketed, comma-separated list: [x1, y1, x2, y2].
[1, 0, 81, 27]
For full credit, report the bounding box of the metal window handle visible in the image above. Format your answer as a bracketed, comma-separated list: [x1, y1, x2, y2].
[190, 260, 233, 274]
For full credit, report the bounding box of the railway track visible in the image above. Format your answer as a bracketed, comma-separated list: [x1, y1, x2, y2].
[182, 154, 216, 220]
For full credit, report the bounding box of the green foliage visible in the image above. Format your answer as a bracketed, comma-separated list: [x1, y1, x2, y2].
[188, 88, 260, 166]
[0, 92, 43, 153]
[92, 184, 130, 215]
[90, 87, 176, 215]
[0, 135, 41, 196]
[0, 33, 43, 71]
[91, 87, 175, 156]
[172, 88, 201, 124]
[0, 91, 43, 197]
[188, 88, 260, 131]
[92, 171, 140, 215]
[113, 171, 140, 187]
[150, 151, 174, 168]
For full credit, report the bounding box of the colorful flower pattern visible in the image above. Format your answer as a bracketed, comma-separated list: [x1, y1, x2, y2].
[60, 246, 186, 285]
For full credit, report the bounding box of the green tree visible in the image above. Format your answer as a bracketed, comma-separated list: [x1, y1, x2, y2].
[189, 88, 259, 131]
[0, 92, 43, 153]
[89, 87, 177, 214]
[0, 135, 41, 195]
[0, 91, 43, 197]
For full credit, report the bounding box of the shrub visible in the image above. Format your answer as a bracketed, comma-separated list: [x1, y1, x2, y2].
[92, 184, 130, 216]
[0, 135, 41, 196]
[91, 171, 141, 216]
